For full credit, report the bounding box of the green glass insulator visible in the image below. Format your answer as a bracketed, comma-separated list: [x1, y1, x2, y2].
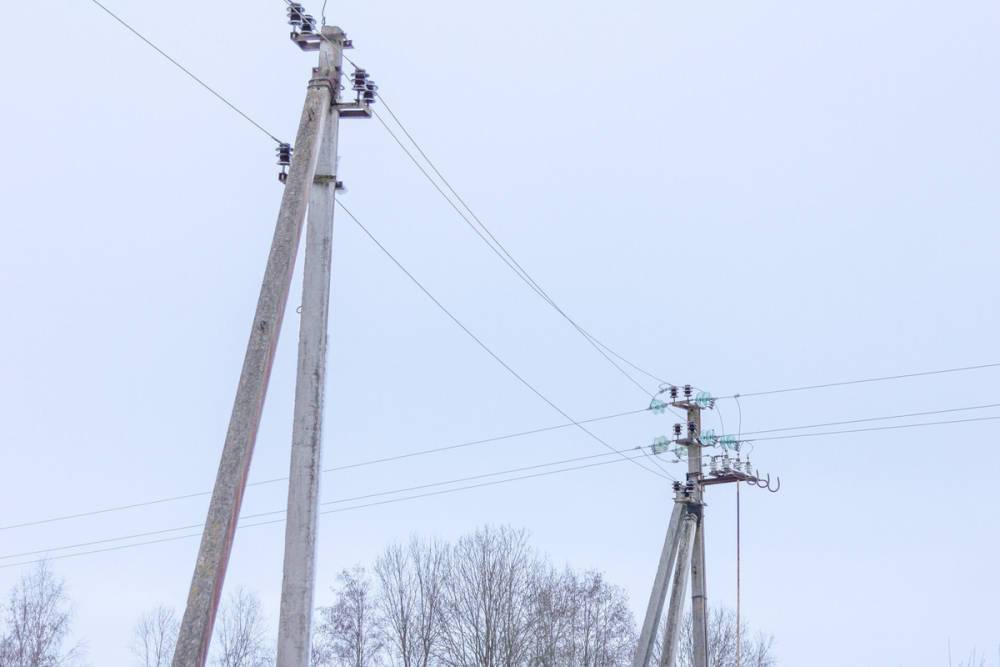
[695, 391, 714, 408]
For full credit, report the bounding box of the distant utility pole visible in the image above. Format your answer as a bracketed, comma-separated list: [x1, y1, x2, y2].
[632, 385, 779, 667]
[172, 14, 375, 666]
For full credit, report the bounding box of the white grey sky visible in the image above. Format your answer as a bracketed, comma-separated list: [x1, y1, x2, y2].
[2, 0, 999, 664]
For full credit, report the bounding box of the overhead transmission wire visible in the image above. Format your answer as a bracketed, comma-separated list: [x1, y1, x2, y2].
[0, 407, 650, 532]
[336, 200, 674, 480]
[722, 401, 1000, 439]
[370, 99, 666, 399]
[0, 449, 654, 570]
[742, 414, 1000, 443]
[7, 410, 1000, 569]
[0, 449, 641, 561]
[723, 362, 1000, 399]
[86, 0, 283, 144]
[6, 394, 1000, 532]
[5, 406, 1000, 567]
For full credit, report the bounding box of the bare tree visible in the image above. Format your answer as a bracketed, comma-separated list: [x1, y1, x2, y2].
[956, 649, 988, 667]
[374, 543, 416, 667]
[374, 538, 446, 667]
[131, 605, 179, 667]
[214, 588, 273, 667]
[567, 571, 635, 666]
[437, 525, 537, 667]
[653, 607, 774, 667]
[314, 567, 383, 667]
[0, 561, 81, 667]
[529, 568, 635, 666]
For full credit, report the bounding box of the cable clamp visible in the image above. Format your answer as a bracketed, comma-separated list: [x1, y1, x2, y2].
[308, 68, 339, 97]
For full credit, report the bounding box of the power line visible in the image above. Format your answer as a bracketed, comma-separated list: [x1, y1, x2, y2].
[744, 414, 1000, 443]
[371, 100, 666, 399]
[337, 200, 673, 481]
[5, 407, 1000, 565]
[0, 449, 643, 561]
[726, 401, 1000, 438]
[724, 362, 1000, 399]
[0, 450, 653, 570]
[86, 0, 283, 144]
[0, 407, 650, 532]
[7, 396, 1000, 533]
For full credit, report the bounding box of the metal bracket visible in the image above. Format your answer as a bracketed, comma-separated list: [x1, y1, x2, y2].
[336, 101, 373, 119]
[290, 30, 323, 51]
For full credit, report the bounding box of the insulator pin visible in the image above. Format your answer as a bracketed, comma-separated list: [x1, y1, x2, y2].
[287, 2, 305, 27]
[276, 143, 292, 183]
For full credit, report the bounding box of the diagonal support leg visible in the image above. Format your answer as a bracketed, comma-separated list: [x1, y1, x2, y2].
[633, 501, 685, 667]
[172, 72, 332, 667]
[660, 512, 698, 667]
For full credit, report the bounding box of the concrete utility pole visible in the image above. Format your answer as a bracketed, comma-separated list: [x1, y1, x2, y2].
[173, 22, 371, 667]
[275, 26, 344, 667]
[686, 403, 709, 667]
[632, 385, 780, 667]
[661, 511, 697, 667]
[633, 502, 683, 665]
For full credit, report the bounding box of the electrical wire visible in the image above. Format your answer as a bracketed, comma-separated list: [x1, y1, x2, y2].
[0, 448, 646, 561]
[726, 401, 1000, 439]
[6, 398, 1000, 532]
[744, 414, 1000, 443]
[723, 362, 1000, 400]
[0, 407, 650, 532]
[337, 200, 673, 481]
[5, 409, 1000, 566]
[0, 449, 655, 570]
[371, 101, 665, 399]
[86, 0, 283, 144]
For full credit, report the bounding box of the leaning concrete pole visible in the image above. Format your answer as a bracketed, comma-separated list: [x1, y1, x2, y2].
[275, 26, 345, 667]
[633, 500, 684, 667]
[172, 61, 332, 667]
[660, 513, 697, 667]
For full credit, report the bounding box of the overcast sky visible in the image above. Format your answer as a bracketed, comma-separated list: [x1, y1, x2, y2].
[2, 0, 999, 665]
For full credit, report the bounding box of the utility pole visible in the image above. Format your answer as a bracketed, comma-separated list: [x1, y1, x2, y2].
[632, 385, 779, 667]
[173, 15, 374, 665]
[275, 26, 344, 667]
[686, 402, 709, 667]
